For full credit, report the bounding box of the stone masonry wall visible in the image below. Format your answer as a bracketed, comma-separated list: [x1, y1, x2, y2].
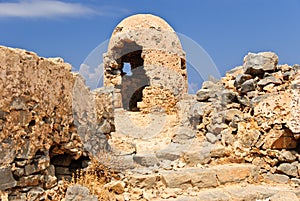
[0, 46, 114, 199]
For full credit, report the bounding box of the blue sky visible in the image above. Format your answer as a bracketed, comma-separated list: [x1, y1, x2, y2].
[1, 0, 299, 79]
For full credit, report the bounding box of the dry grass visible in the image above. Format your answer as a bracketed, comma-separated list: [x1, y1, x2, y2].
[65, 151, 123, 200]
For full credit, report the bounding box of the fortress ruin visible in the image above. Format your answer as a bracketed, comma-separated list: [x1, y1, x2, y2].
[103, 14, 187, 113]
[0, 14, 300, 201]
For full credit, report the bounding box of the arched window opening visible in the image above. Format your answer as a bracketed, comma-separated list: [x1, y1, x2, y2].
[118, 42, 150, 111]
[123, 62, 132, 76]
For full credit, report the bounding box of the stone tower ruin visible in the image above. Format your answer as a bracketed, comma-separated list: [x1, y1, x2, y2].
[103, 14, 187, 113]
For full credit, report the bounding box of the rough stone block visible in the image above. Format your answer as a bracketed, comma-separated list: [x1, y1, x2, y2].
[133, 154, 159, 167]
[0, 166, 17, 190]
[65, 185, 98, 201]
[128, 174, 158, 189]
[264, 173, 289, 184]
[270, 191, 298, 201]
[172, 127, 196, 143]
[277, 163, 298, 177]
[160, 168, 218, 189]
[155, 143, 182, 161]
[243, 52, 278, 75]
[213, 164, 258, 184]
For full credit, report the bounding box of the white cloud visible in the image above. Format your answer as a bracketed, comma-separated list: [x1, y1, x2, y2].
[0, 0, 111, 18]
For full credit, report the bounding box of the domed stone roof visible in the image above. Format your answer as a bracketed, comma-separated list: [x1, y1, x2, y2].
[107, 14, 184, 55]
[112, 14, 174, 35]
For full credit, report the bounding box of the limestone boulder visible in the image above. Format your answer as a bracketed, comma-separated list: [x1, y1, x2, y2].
[257, 76, 282, 87]
[133, 154, 159, 167]
[234, 74, 252, 88]
[160, 168, 218, 189]
[243, 52, 278, 75]
[277, 163, 298, 177]
[65, 185, 98, 201]
[240, 79, 256, 93]
[0, 166, 17, 190]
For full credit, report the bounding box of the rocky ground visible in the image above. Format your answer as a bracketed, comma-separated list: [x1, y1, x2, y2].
[97, 52, 300, 201]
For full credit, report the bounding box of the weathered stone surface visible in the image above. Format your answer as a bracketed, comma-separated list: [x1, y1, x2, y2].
[291, 178, 300, 186]
[223, 109, 243, 123]
[65, 185, 98, 201]
[234, 74, 252, 88]
[262, 128, 297, 149]
[193, 188, 230, 201]
[27, 187, 45, 201]
[17, 175, 41, 187]
[241, 79, 256, 93]
[0, 139, 16, 165]
[161, 168, 218, 189]
[8, 193, 27, 201]
[253, 88, 299, 137]
[155, 143, 183, 161]
[183, 146, 211, 165]
[160, 164, 257, 191]
[104, 181, 125, 194]
[108, 136, 136, 155]
[289, 75, 300, 133]
[269, 191, 298, 201]
[133, 154, 159, 167]
[220, 90, 237, 104]
[207, 123, 228, 135]
[191, 169, 218, 188]
[226, 65, 243, 76]
[202, 80, 219, 89]
[44, 175, 57, 189]
[196, 89, 212, 101]
[277, 163, 298, 177]
[128, 174, 157, 189]
[236, 122, 260, 148]
[206, 133, 218, 144]
[277, 150, 297, 162]
[177, 100, 206, 128]
[213, 164, 258, 184]
[0, 166, 17, 190]
[172, 127, 196, 143]
[224, 185, 277, 201]
[118, 155, 135, 170]
[243, 52, 278, 75]
[210, 144, 227, 158]
[138, 86, 178, 114]
[264, 173, 289, 184]
[169, 185, 299, 201]
[24, 156, 50, 175]
[221, 128, 235, 145]
[15, 140, 37, 160]
[257, 76, 282, 86]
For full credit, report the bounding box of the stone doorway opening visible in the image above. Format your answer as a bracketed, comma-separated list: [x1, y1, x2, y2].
[49, 146, 90, 181]
[118, 42, 150, 111]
